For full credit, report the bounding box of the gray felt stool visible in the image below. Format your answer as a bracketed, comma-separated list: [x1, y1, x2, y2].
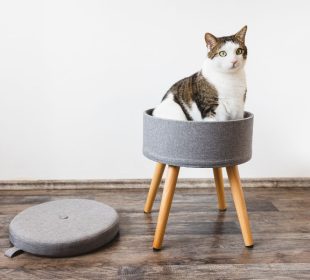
[5, 199, 119, 258]
[143, 109, 254, 250]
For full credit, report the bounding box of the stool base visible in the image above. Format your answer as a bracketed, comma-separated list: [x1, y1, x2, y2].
[144, 163, 254, 250]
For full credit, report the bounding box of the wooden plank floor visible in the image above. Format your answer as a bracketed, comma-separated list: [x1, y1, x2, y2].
[0, 186, 310, 279]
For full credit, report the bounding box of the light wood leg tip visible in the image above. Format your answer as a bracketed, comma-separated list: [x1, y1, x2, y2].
[144, 209, 151, 214]
[213, 168, 227, 214]
[153, 247, 161, 251]
[246, 244, 254, 249]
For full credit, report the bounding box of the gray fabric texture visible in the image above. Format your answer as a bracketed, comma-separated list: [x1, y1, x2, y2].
[9, 199, 119, 257]
[143, 109, 253, 168]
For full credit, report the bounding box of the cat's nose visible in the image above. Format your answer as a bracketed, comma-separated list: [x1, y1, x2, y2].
[231, 60, 238, 66]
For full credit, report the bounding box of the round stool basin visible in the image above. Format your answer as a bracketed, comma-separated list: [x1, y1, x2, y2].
[8, 199, 119, 257]
[143, 109, 254, 168]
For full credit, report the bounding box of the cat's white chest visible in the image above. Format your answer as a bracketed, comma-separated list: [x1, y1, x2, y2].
[209, 71, 246, 121]
[215, 85, 246, 121]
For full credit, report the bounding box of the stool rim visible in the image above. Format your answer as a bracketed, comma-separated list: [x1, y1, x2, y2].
[144, 108, 254, 124]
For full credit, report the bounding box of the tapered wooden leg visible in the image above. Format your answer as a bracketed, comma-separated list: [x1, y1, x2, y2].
[226, 165, 254, 247]
[213, 167, 227, 211]
[153, 165, 180, 250]
[144, 163, 166, 213]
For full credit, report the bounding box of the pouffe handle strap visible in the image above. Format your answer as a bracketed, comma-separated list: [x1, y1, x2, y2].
[5, 246, 23, 258]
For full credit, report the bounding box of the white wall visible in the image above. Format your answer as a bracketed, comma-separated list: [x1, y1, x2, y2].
[0, 0, 309, 180]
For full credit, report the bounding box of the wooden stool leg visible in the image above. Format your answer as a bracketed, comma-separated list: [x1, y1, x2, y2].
[153, 165, 180, 250]
[213, 167, 227, 211]
[226, 165, 254, 247]
[144, 163, 166, 213]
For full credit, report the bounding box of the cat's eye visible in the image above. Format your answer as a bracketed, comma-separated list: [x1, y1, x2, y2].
[236, 48, 244, 55]
[218, 51, 227, 57]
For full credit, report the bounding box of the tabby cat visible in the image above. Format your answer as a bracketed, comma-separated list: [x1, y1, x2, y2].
[153, 26, 248, 121]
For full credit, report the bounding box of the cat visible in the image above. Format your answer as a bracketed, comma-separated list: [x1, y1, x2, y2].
[152, 26, 248, 121]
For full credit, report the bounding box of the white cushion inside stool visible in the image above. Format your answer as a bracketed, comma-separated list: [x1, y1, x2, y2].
[8, 199, 119, 257]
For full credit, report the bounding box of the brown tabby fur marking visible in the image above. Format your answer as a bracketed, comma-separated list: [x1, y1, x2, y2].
[164, 72, 218, 121]
[205, 26, 247, 59]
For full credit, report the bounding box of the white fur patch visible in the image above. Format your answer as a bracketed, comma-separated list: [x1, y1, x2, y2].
[152, 93, 187, 121]
[186, 102, 202, 121]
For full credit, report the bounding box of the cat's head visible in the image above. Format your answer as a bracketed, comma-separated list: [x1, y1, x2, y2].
[204, 26, 247, 73]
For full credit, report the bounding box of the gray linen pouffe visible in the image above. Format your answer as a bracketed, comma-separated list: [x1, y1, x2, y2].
[143, 109, 253, 168]
[5, 199, 119, 258]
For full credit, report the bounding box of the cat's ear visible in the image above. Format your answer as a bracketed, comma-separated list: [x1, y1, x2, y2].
[235, 26, 247, 42]
[205, 33, 218, 50]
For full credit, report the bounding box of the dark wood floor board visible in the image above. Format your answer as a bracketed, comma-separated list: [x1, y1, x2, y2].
[1, 263, 310, 280]
[0, 187, 309, 279]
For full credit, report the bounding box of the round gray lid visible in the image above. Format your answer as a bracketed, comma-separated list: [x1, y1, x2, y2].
[8, 199, 119, 257]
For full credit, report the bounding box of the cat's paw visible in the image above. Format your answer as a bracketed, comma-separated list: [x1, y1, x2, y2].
[203, 117, 216, 122]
